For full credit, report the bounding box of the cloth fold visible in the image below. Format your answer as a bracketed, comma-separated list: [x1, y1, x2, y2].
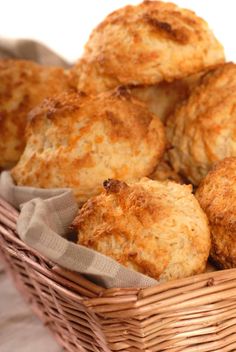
[0, 172, 157, 288]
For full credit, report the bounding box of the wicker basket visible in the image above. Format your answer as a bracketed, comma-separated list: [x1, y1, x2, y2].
[1, 197, 236, 351]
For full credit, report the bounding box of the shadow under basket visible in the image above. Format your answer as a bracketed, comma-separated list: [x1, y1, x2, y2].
[1, 198, 236, 351]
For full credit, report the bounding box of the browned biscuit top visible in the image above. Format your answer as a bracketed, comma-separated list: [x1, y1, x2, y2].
[75, 177, 210, 281]
[167, 63, 236, 185]
[12, 89, 165, 203]
[74, 0, 224, 94]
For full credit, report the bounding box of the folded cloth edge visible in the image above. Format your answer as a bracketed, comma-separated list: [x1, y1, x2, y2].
[0, 171, 157, 288]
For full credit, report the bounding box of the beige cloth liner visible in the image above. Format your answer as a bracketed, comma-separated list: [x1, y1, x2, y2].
[0, 37, 69, 67]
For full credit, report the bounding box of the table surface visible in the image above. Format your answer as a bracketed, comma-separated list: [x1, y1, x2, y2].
[0, 261, 61, 352]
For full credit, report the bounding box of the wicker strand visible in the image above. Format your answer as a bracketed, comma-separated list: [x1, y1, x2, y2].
[1, 197, 236, 352]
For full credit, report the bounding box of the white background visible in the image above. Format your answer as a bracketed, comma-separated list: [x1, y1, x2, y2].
[0, 0, 235, 63]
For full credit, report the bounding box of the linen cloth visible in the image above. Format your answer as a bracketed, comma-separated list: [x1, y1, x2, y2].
[0, 37, 69, 67]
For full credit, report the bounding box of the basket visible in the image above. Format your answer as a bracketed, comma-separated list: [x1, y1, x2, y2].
[1, 197, 236, 352]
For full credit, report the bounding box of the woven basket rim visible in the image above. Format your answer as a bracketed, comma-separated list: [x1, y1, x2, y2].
[2, 195, 236, 351]
[0, 195, 235, 297]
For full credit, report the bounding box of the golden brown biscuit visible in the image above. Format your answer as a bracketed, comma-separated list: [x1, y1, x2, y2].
[74, 178, 210, 281]
[130, 72, 204, 122]
[0, 59, 74, 168]
[196, 158, 236, 269]
[12, 89, 165, 203]
[73, 1, 224, 94]
[167, 63, 236, 185]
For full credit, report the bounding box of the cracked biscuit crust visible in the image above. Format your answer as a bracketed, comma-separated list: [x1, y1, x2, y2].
[74, 0, 224, 94]
[196, 158, 236, 269]
[74, 178, 210, 281]
[167, 63, 236, 185]
[0, 59, 74, 168]
[12, 89, 165, 203]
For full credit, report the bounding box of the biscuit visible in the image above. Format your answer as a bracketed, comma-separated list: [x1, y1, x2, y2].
[196, 158, 236, 269]
[0, 59, 73, 168]
[12, 89, 165, 203]
[73, 1, 224, 94]
[74, 178, 210, 281]
[167, 63, 236, 185]
[130, 73, 203, 122]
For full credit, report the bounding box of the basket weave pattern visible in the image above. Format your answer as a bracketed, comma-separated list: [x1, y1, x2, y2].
[1, 197, 236, 352]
